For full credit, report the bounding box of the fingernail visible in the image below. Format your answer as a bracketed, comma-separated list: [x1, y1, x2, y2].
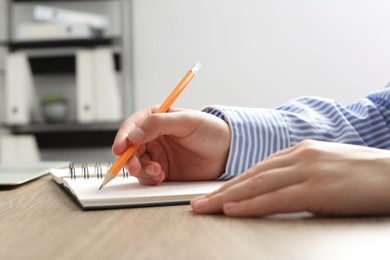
[128, 128, 145, 142]
[191, 195, 205, 203]
[192, 198, 209, 210]
[145, 166, 155, 176]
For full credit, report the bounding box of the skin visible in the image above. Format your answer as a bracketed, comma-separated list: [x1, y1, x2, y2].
[112, 106, 231, 185]
[113, 107, 390, 217]
[191, 140, 390, 217]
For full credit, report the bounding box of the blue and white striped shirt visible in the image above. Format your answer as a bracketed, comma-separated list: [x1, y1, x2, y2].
[203, 87, 390, 180]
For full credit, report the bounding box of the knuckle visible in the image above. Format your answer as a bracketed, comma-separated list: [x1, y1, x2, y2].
[145, 113, 166, 129]
[209, 192, 226, 205]
[246, 163, 262, 176]
[295, 140, 324, 159]
[247, 173, 266, 191]
[296, 139, 316, 149]
[148, 104, 160, 113]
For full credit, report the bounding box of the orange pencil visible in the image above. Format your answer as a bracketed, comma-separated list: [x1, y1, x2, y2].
[99, 62, 202, 190]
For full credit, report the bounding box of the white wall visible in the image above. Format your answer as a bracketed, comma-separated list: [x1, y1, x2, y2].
[132, 0, 390, 111]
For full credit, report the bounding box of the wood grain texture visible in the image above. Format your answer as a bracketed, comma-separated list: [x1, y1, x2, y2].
[1, 176, 390, 260]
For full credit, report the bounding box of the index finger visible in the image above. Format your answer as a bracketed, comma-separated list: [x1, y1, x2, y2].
[112, 106, 158, 155]
[208, 145, 297, 196]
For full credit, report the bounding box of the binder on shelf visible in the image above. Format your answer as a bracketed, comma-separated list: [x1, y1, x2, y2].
[0, 79, 4, 124]
[17, 23, 91, 41]
[76, 49, 95, 123]
[0, 47, 6, 124]
[76, 48, 122, 123]
[94, 48, 122, 122]
[34, 5, 109, 31]
[0, 0, 8, 42]
[5, 52, 36, 125]
[0, 73, 4, 124]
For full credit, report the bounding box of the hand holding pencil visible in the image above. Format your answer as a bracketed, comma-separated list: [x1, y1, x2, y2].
[109, 63, 231, 187]
[100, 63, 202, 189]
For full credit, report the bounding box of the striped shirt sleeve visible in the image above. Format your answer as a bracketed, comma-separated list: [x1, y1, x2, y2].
[203, 87, 390, 180]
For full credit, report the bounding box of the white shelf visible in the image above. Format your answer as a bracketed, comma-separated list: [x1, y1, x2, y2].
[0, 0, 134, 148]
[8, 40, 122, 57]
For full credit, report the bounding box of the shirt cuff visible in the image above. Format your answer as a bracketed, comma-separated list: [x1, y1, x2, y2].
[203, 105, 291, 180]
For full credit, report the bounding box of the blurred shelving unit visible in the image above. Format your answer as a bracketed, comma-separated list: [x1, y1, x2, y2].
[0, 0, 133, 151]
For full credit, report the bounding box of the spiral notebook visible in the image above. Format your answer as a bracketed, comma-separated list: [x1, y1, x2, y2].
[51, 163, 225, 210]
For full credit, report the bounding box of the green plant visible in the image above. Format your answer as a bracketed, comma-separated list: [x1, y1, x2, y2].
[41, 94, 67, 105]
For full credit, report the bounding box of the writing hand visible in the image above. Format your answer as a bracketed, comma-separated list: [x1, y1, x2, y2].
[112, 106, 230, 185]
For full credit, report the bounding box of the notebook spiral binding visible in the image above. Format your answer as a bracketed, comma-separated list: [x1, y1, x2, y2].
[69, 162, 129, 179]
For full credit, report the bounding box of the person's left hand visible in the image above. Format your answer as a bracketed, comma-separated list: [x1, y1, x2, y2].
[191, 140, 390, 217]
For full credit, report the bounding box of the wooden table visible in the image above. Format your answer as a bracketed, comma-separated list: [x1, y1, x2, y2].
[1, 175, 390, 260]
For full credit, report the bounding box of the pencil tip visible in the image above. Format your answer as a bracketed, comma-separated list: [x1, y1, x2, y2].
[98, 171, 115, 190]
